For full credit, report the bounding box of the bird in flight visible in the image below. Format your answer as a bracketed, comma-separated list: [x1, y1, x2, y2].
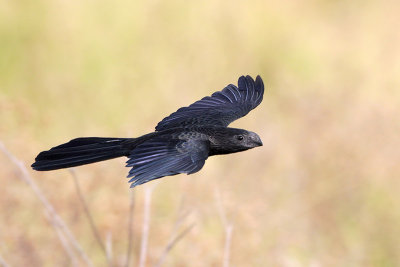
[32, 75, 264, 188]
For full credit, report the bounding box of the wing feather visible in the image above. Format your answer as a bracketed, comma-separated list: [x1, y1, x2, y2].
[126, 138, 209, 187]
[155, 75, 264, 131]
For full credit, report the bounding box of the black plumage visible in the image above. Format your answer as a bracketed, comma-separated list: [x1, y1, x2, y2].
[32, 75, 265, 188]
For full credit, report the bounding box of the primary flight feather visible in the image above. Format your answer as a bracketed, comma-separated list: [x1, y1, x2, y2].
[32, 75, 265, 188]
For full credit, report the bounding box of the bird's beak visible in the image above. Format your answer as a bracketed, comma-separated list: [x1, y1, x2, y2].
[249, 132, 263, 147]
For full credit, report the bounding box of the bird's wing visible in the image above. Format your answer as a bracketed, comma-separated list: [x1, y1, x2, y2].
[155, 75, 264, 131]
[126, 137, 209, 187]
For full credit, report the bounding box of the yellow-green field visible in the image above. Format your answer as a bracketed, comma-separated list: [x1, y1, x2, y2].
[1, 0, 400, 266]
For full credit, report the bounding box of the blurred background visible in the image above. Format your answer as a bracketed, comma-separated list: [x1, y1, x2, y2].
[1, 0, 400, 266]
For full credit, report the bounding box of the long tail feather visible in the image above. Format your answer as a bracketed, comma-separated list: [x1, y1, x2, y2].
[32, 137, 131, 171]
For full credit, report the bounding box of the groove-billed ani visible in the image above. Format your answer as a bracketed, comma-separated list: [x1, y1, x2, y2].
[32, 75, 264, 188]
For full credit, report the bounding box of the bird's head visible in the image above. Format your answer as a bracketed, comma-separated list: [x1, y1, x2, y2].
[209, 128, 263, 155]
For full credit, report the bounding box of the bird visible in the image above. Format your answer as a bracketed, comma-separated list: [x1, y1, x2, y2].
[32, 75, 264, 188]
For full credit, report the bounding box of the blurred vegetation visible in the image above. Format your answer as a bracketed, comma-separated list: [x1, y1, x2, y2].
[1, 0, 400, 266]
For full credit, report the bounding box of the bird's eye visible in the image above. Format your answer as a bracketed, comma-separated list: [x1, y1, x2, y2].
[237, 135, 244, 141]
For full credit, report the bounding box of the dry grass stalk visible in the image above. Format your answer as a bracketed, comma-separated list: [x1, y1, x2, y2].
[124, 191, 136, 267]
[44, 211, 79, 267]
[105, 231, 113, 265]
[69, 169, 113, 266]
[154, 223, 195, 267]
[154, 195, 194, 267]
[223, 224, 233, 267]
[138, 184, 156, 267]
[0, 141, 93, 267]
[0, 254, 10, 267]
[214, 187, 234, 267]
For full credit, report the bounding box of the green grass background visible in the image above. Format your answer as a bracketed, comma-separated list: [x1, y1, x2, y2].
[1, 0, 400, 266]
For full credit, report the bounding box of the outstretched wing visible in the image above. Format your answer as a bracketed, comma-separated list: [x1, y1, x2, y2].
[155, 75, 264, 131]
[126, 137, 209, 187]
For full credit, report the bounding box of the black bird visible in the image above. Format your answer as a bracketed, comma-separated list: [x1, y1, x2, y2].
[32, 75, 264, 188]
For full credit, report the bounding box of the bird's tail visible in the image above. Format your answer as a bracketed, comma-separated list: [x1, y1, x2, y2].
[32, 137, 132, 171]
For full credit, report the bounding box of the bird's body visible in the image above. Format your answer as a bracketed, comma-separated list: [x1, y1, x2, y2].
[32, 75, 265, 187]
